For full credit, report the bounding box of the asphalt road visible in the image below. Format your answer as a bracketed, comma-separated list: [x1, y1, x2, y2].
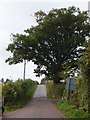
[33, 85, 47, 98]
[3, 85, 66, 118]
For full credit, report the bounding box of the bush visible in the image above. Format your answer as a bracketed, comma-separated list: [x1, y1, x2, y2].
[2, 79, 37, 112]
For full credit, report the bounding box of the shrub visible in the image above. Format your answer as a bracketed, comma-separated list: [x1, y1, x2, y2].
[2, 79, 37, 112]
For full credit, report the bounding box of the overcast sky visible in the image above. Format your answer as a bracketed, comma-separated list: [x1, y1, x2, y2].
[0, 0, 89, 83]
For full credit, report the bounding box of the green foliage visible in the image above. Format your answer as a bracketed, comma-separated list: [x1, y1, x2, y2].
[41, 76, 49, 84]
[57, 100, 89, 119]
[2, 79, 37, 112]
[6, 6, 90, 83]
[80, 41, 90, 80]
[75, 77, 88, 110]
[60, 41, 90, 116]
[74, 41, 90, 111]
[46, 82, 65, 99]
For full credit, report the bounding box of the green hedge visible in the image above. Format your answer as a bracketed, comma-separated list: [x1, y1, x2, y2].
[2, 79, 37, 112]
[46, 83, 65, 99]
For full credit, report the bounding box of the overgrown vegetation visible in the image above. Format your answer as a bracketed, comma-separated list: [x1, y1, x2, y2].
[57, 100, 88, 119]
[46, 82, 65, 99]
[46, 41, 90, 119]
[46, 81, 89, 119]
[2, 79, 37, 112]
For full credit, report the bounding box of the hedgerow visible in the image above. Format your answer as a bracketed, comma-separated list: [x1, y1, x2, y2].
[2, 79, 37, 112]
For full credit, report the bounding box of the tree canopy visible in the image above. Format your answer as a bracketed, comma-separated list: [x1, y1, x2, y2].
[6, 6, 90, 83]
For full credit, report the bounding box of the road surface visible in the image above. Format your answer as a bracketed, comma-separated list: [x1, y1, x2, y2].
[3, 85, 66, 118]
[33, 85, 47, 98]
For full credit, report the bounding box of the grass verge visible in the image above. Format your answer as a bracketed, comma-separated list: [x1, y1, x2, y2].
[46, 82, 89, 119]
[57, 99, 89, 119]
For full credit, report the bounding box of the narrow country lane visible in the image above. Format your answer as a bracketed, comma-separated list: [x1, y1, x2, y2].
[3, 85, 66, 118]
[33, 85, 47, 98]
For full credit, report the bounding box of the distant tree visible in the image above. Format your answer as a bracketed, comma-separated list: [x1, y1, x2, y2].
[5, 79, 12, 83]
[35, 81, 39, 85]
[1, 78, 4, 84]
[6, 6, 90, 83]
[41, 76, 48, 84]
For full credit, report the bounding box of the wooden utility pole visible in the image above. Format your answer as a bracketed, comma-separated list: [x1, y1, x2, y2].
[88, 1, 90, 18]
[23, 60, 26, 80]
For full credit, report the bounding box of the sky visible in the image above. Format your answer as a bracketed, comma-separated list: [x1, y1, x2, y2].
[0, 0, 90, 83]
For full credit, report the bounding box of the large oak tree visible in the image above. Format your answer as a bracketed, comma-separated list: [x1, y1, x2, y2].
[6, 6, 90, 83]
